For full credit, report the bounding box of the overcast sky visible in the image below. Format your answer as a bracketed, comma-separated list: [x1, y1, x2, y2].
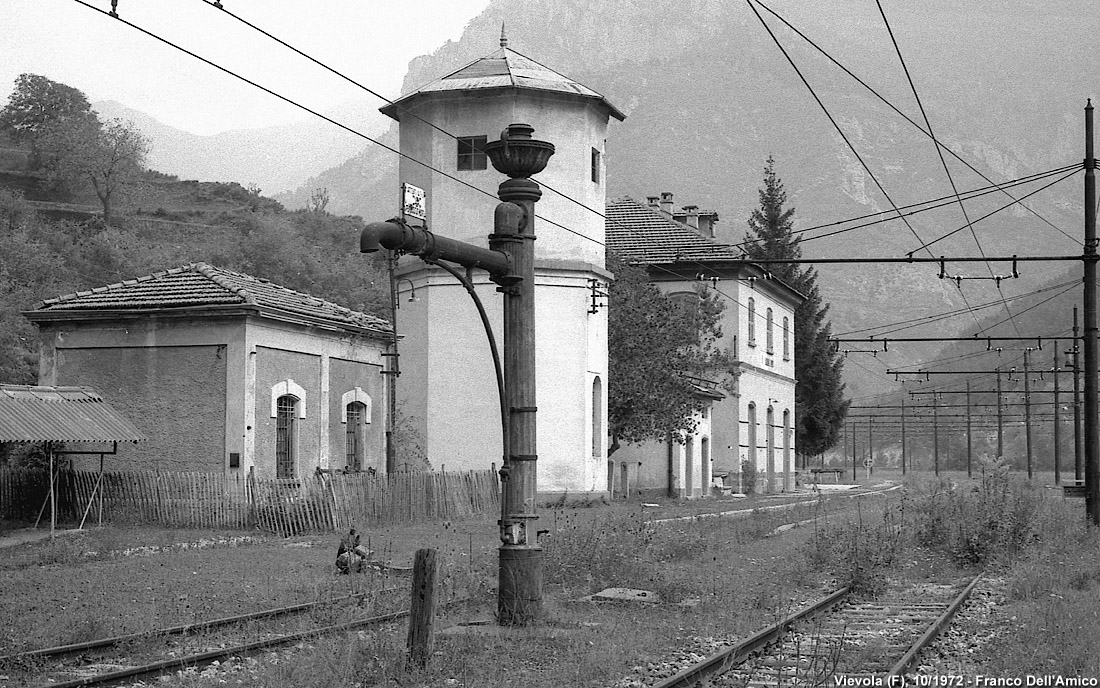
[1, 0, 492, 135]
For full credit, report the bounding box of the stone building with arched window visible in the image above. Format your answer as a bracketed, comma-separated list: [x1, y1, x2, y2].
[25, 263, 392, 479]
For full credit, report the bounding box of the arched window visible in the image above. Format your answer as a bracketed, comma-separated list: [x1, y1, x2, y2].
[345, 401, 367, 471]
[747, 298, 756, 346]
[275, 395, 298, 479]
[766, 307, 774, 354]
[783, 316, 790, 360]
[340, 388, 372, 472]
[592, 376, 603, 459]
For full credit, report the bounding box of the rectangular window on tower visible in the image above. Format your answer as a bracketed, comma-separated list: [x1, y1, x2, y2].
[457, 136, 488, 171]
[591, 147, 601, 183]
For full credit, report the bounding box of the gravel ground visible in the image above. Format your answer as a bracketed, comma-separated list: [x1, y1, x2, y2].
[914, 575, 1010, 676]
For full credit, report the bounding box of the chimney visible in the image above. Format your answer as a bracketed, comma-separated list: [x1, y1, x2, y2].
[697, 211, 719, 238]
[682, 204, 699, 229]
[659, 191, 674, 215]
[646, 196, 660, 209]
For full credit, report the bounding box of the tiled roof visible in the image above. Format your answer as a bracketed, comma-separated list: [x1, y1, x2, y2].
[31, 263, 392, 335]
[0, 385, 145, 443]
[605, 197, 742, 264]
[381, 47, 625, 121]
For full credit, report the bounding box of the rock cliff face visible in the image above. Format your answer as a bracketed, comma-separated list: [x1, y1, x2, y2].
[272, 0, 1095, 398]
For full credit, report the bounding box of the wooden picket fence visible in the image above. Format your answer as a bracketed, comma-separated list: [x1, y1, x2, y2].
[0, 467, 48, 521]
[0, 466, 499, 535]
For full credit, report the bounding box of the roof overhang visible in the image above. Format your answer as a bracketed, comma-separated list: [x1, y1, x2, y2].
[0, 385, 145, 443]
[24, 304, 394, 341]
[380, 85, 626, 123]
[641, 260, 806, 309]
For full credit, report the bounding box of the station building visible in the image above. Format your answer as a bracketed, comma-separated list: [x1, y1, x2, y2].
[606, 194, 803, 497]
[26, 263, 392, 478]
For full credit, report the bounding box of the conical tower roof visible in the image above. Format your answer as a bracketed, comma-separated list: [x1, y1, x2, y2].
[380, 41, 625, 122]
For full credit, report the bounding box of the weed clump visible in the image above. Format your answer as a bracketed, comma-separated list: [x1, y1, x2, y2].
[911, 457, 1045, 566]
[541, 508, 655, 594]
[804, 500, 904, 597]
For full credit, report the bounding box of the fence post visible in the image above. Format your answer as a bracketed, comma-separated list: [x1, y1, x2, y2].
[247, 466, 257, 529]
[406, 548, 438, 670]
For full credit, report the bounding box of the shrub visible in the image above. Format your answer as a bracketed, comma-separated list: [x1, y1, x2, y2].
[740, 459, 758, 494]
[803, 500, 903, 597]
[911, 456, 1047, 566]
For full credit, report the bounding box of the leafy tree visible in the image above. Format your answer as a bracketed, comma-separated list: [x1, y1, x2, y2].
[0, 73, 95, 143]
[607, 251, 728, 455]
[38, 117, 150, 226]
[743, 156, 849, 461]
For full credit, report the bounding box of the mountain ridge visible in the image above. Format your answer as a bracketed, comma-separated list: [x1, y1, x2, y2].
[93, 98, 384, 195]
[145, 0, 1096, 399]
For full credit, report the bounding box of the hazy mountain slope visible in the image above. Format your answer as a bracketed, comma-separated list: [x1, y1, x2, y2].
[273, 0, 1097, 399]
[94, 99, 382, 194]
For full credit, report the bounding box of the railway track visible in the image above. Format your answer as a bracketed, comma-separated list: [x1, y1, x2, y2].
[3, 584, 411, 688]
[651, 575, 981, 688]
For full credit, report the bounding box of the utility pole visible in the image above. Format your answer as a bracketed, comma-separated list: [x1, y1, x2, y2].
[1024, 348, 1034, 480]
[851, 422, 857, 482]
[901, 397, 907, 475]
[1085, 100, 1100, 525]
[966, 381, 972, 478]
[384, 253, 400, 474]
[841, 421, 847, 474]
[933, 393, 940, 476]
[867, 417, 874, 479]
[996, 368, 1004, 459]
[1073, 307, 1084, 482]
[1054, 341, 1061, 484]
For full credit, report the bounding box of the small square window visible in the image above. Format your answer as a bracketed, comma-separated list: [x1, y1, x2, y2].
[591, 147, 601, 183]
[457, 136, 488, 171]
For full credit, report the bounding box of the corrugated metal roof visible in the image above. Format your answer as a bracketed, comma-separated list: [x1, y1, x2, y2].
[381, 47, 625, 122]
[28, 263, 392, 337]
[0, 385, 145, 443]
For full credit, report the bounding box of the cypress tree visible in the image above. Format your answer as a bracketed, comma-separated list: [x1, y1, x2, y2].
[743, 156, 849, 462]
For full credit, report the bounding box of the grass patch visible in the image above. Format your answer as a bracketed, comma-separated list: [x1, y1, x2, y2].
[9, 478, 1090, 686]
[983, 507, 1100, 675]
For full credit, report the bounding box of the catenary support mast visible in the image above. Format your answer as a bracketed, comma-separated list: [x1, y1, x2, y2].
[1084, 101, 1099, 525]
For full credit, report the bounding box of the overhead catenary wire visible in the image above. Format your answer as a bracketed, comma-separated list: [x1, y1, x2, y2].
[751, 0, 1078, 246]
[836, 278, 1080, 337]
[878, 0, 1020, 343]
[746, 0, 938, 261]
[907, 167, 1083, 255]
[79, 0, 1089, 372]
[95, 0, 1084, 288]
[204, 0, 1084, 344]
[875, 0, 1010, 322]
[196, 0, 621, 254]
[82, 0, 786, 329]
[796, 165, 1081, 246]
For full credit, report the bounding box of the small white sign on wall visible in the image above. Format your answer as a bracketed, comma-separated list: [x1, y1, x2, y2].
[402, 183, 426, 221]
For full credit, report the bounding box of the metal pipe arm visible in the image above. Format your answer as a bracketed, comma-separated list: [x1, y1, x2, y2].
[360, 219, 512, 279]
